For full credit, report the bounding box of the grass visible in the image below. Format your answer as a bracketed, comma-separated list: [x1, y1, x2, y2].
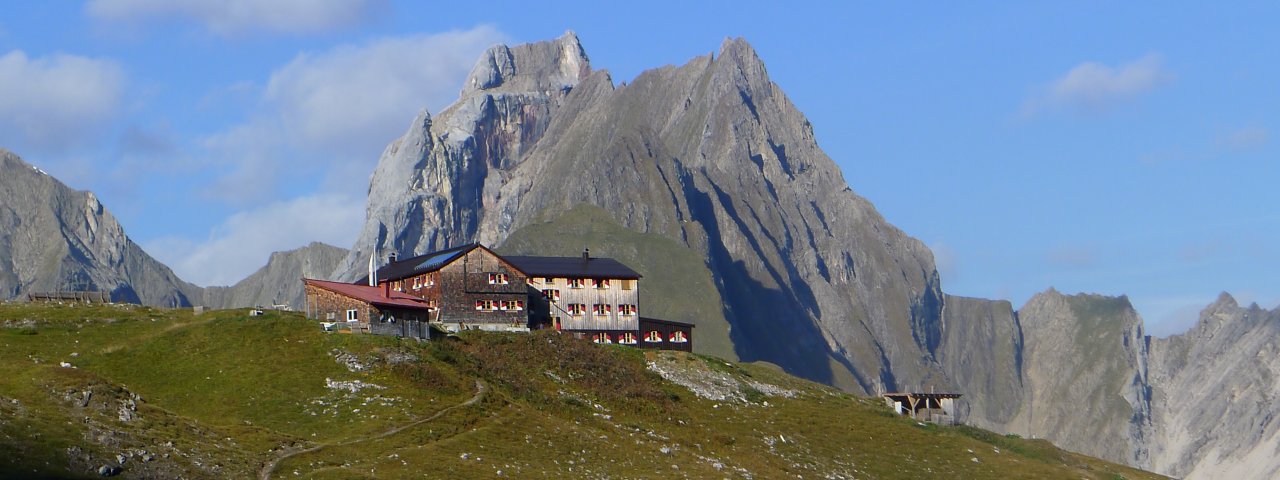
[0, 301, 1167, 479]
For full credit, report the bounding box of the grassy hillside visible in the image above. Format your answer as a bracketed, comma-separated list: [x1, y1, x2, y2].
[0, 302, 1164, 479]
[498, 203, 736, 361]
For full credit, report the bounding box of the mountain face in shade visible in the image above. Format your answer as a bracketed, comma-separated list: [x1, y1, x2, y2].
[337, 31, 945, 393]
[0, 149, 201, 306]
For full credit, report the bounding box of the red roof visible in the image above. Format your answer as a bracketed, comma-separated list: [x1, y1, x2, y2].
[303, 278, 435, 311]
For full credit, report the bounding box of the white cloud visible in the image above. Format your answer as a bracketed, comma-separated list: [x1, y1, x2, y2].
[200, 26, 505, 203]
[1023, 54, 1172, 116]
[1216, 126, 1269, 151]
[146, 194, 364, 286]
[86, 0, 385, 36]
[265, 26, 505, 154]
[0, 50, 125, 151]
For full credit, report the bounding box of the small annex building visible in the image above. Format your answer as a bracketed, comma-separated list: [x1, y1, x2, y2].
[301, 243, 693, 351]
[302, 279, 434, 340]
[882, 392, 962, 425]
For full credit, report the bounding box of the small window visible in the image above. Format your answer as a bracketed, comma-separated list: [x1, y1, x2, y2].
[426, 274, 435, 287]
[412, 277, 421, 289]
[669, 331, 688, 343]
[544, 289, 561, 302]
[644, 331, 662, 343]
[592, 332, 612, 344]
[569, 278, 585, 289]
[593, 279, 610, 289]
[475, 300, 497, 311]
[488, 273, 509, 285]
[593, 304, 612, 315]
[621, 280, 634, 291]
[543, 277, 555, 284]
[567, 303, 586, 315]
[618, 304, 637, 316]
[618, 332, 638, 345]
[346, 309, 359, 322]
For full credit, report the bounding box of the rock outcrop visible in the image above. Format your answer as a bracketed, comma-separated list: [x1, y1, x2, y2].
[202, 242, 347, 310]
[1005, 290, 1153, 467]
[338, 31, 945, 393]
[0, 149, 201, 306]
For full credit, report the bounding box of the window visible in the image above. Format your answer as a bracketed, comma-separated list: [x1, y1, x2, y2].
[618, 332, 638, 345]
[394, 281, 403, 292]
[543, 277, 555, 285]
[644, 331, 663, 343]
[543, 289, 561, 302]
[593, 304, 612, 315]
[412, 276, 421, 289]
[346, 309, 359, 322]
[426, 274, 435, 287]
[326, 312, 336, 321]
[569, 278, 585, 289]
[488, 273, 509, 285]
[621, 280, 634, 291]
[593, 279, 611, 289]
[592, 332, 612, 344]
[499, 300, 525, 311]
[475, 300, 497, 311]
[618, 304, 637, 316]
[567, 303, 586, 315]
[669, 331, 688, 343]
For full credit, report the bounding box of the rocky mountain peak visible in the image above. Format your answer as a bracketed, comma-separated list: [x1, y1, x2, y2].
[1207, 291, 1239, 312]
[462, 30, 589, 96]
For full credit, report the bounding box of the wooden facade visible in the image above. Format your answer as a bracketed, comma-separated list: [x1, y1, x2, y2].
[369, 244, 529, 332]
[638, 317, 694, 352]
[526, 276, 640, 331]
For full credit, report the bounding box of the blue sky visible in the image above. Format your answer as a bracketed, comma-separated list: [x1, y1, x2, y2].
[1, 1, 1276, 335]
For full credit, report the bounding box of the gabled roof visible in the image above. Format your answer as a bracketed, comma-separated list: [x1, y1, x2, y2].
[303, 278, 434, 311]
[504, 255, 641, 280]
[354, 243, 481, 284]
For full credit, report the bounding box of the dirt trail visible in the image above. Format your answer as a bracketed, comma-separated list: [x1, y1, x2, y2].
[258, 379, 487, 480]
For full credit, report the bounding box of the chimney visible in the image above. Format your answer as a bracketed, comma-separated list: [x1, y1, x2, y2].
[383, 280, 390, 298]
[388, 252, 398, 264]
[582, 248, 590, 260]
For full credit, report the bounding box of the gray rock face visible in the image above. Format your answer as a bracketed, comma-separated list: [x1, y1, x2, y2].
[936, 295, 1024, 430]
[202, 242, 347, 310]
[339, 32, 945, 392]
[0, 149, 201, 306]
[1147, 294, 1280, 479]
[1005, 289, 1153, 467]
